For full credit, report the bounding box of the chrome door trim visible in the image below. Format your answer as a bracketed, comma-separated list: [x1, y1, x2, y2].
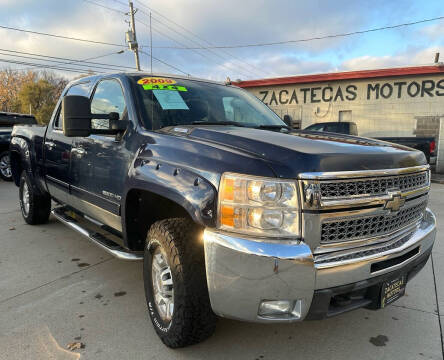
[70, 196, 122, 232]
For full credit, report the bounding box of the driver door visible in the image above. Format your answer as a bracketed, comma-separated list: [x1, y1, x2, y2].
[69, 78, 131, 231]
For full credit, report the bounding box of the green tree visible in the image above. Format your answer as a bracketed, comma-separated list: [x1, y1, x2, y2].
[0, 69, 36, 113]
[0, 68, 67, 123]
[18, 79, 57, 124]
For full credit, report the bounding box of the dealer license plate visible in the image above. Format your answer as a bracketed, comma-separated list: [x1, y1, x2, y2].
[381, 275, 406, 308]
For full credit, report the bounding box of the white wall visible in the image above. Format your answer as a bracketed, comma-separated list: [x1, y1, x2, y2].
[245, 74, 444, 138]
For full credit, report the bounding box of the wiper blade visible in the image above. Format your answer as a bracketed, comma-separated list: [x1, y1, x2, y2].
[192, 121, 245, 127]
[256, 124, 291, 131]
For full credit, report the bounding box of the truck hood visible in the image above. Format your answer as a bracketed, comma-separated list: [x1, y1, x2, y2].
[182, 126, 425, 178]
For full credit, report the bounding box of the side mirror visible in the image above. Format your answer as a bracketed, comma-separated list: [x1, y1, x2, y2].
[283, 114, 293, 128]
[62, 96, 129, 137]
[62, 95, 92, 137]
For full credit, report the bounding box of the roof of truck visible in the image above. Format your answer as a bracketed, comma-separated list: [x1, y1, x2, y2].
[69, 72, 227, 87]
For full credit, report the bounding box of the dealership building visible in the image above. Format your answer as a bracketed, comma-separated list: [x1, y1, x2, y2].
[235, 65, 444, 172]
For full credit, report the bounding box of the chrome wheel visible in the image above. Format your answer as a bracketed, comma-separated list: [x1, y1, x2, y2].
[151, 247, 174, 322]
[22, 181, 30, 216]
[0, 154, 11, 179]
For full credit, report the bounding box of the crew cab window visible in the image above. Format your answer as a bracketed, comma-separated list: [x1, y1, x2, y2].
[91, 79, 127, 130]
[54, 82, 90, 129]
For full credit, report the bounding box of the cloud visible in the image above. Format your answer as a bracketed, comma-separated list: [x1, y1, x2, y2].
[420, 23, 444, 42]
[0, 0, 441, 80]
[341, 46, 443, 71]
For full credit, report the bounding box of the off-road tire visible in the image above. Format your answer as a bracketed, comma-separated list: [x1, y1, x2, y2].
[19, 170, 51, 225]
[0, 151, 12, 181]
[143, 218, 217, 348]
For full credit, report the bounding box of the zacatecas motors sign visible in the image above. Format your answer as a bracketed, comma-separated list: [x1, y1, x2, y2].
[258, 78, 444, 106]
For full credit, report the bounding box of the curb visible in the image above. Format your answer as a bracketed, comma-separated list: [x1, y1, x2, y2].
[431, 179, 444, 185]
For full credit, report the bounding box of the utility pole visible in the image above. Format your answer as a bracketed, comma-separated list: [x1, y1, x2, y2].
[126, 1, 141, 71]
[150, 11, 153, 74]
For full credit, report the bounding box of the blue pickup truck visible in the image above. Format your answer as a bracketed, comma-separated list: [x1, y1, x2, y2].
[9, 73, 436, 348]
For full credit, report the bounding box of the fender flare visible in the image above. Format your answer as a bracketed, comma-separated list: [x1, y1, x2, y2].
[10, 137, 33, 185]
[121, 157, 218, 244]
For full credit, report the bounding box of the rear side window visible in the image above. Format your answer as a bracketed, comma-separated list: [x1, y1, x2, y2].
[54, 82, 91, 129]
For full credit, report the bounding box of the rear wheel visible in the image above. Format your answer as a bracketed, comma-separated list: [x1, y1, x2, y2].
[19, 171, 51, 225]
[0, 151, 12, 181]
[143, 218, 217, 348]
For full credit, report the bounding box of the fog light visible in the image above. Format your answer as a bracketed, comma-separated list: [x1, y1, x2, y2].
[258, 300, 301, 319]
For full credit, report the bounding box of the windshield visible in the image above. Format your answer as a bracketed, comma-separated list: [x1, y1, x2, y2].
[130, 75, 286, 130]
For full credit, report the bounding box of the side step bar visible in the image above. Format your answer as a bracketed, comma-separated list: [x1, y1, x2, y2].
[51, 208, 143, 261]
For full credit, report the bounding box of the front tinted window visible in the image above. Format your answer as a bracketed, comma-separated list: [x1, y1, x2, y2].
[306, 123, 325, 132]
[91, 79, 127, 130]
[131, 76, 286, 130]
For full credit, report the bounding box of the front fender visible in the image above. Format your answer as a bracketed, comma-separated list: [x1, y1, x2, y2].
[122, 157, 218, 230]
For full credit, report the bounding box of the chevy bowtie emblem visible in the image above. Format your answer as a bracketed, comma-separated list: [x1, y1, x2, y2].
[384, 191, 405, 213]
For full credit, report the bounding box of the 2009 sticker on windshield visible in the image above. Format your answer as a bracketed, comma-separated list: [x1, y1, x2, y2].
[137, 77, 187, 91]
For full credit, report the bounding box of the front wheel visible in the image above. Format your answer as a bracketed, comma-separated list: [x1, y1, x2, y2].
[0, 151, 12, 181]
[143, 218, 217, 348]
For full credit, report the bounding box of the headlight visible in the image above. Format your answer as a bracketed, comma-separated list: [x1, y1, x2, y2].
[218, 173, 300, 238]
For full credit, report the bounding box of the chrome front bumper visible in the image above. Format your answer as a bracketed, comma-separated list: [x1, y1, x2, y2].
[203, 209, 436, 322]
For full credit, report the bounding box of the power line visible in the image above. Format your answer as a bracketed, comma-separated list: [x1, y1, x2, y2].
[0, 24, 126, 47]
[79, 0, 186, 75]
[0, 51, 126, 73]
[134, 0, 274, 77]
[78, 0, 260, 78]
[0, 48, 134, 70]
[0, 58, 104, 74]
[136, 8, 263, 78]
[106, 0, 128, 7]
[83, 0, 256, 78]
[138, 14, 259, 78]
[139, 50, 189, 76]
[82, 0, 127, 14]
[145, 15, 444, 49]
[137, 17, 254, 79]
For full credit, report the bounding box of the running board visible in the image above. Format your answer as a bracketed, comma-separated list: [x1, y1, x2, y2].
[51, 207, 143, 261]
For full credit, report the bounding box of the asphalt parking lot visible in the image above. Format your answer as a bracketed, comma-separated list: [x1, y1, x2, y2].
[0, 180, 443, 360]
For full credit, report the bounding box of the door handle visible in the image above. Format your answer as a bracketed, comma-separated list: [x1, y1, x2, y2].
[45, 141, 56, 150]
[72, 147, 87, 155]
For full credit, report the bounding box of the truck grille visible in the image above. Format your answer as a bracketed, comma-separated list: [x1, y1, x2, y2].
[321, 200, 427, 243]
[319, 171, 428, 199]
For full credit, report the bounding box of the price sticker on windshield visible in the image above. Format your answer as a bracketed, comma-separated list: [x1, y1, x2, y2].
[142, 84, 188, 91]
[138, 77, 187, 91]
[138, 77, 176, 85]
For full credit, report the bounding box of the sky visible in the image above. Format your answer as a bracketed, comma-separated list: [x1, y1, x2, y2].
[0, 0, 443, 81]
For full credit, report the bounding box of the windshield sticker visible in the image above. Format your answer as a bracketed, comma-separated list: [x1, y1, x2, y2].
[138, 77, 176, 85]
[153, 90, 189, 110]
[142, 84, 188, 92]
